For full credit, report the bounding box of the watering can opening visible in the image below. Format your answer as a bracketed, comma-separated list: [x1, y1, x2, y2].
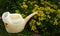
[3, 12, 9, 18]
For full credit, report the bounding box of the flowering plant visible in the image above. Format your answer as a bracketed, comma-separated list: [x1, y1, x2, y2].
[15, 0, 60, 36]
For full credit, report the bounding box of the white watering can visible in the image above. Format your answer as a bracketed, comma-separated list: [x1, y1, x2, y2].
[2, 12, 37, 33]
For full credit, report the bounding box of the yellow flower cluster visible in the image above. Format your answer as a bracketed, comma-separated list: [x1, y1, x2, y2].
[24, 0, 27, 1]
[57, 9, 60, 18]
[45, 12, 50, 14]
[45, 6, 51, 11]
[15, 0, 60, 33]
[38, 11, 45, 17]
[40, 0, 45, 5]
[29, 19, 36, 26]
[45, 6, 56, 13]
[21, 2, 28, 9]
[15, 10, 20, 13]
[21, 14, 26, 18]
[30, 1, 36, 5]
[53, 18, 58, 25]
[36, 22, 42, 25]
[45, 1, 57, 9]
[29, 19, 38, 32]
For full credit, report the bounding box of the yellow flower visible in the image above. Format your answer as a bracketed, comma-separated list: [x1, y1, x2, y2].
[28, 1, 31, 3]
[40, 13, 45, 17]
[24, 0, 27, 1]
[45, 1, 52, 7]
[29, 19, 36, 26]
[33, 1, 36, 3]
[21, 14, 26, 18]
[53, 19, 58, 25]
[40, 0, 45, 4]
[57, 9, 60, 12]
[57, 9, 60, 18]
[41, 0, 44, 1]
[21, 1, 28, 9]
[40, 17, 46, 21]
[21, 6, 24, 8]
[36, 22, 41, 25]
[15, 10, 19, 13]
[32, 8, 38, 12]
[31, 25, 36, 31]
[32, 9, 36, 12]
[22, 2, 26, 5]
[45, 6, 51, 11]
[29, 22, 32, 27]
[40, 1, 45, 5]
[57, 9, 60, 14]
[23, 5, 28, 8]
[38, 17, 40, 21]
[38, 11, 45, 17]
[34, 4, 39, 8]
[46, 12, 50, 14]
[30, 1, 36, 5]
[37, 7, 44, 11]
[50, 9, 56, 13]
[47, 15, 51, 19]
[57, 15, 60, 18]
[32, 19, 36, 23]
[39, 7, 44, 10]
[21, 4, 28, 9]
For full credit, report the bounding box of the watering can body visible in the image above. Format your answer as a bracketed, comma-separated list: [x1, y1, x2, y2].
[2, 12, 37, 33]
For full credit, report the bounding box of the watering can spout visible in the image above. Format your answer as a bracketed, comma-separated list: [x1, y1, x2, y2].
[24, 12, 37, 23]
